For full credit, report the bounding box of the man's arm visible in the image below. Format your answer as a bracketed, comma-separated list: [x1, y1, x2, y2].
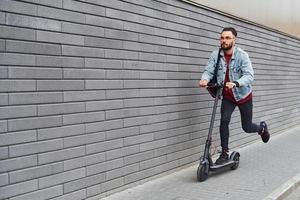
[199, 51, 218, 87]
[235, 52, 254, 87]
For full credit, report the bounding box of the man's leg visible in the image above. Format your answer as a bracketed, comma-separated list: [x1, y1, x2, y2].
[216, 98, 236, 165]
[220, 98, 236, 151]
[238, 99, 260, 133]
[239, 99, 270, 143]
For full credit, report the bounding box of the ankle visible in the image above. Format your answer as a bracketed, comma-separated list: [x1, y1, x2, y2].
[222, 148, 229, 154]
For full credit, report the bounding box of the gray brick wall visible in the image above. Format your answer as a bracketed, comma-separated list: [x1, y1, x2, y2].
[0, 0, 300, 199]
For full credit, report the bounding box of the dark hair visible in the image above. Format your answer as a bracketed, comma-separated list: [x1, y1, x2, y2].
[222, 27, 237, 37]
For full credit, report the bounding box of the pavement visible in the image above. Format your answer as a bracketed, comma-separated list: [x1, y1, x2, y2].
[100, 126, 300, 200]
[284, 180, 300, 200]
[264, 172, 300, 200]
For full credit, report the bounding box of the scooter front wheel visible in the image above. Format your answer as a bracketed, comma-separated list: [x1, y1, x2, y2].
[197, 163, 209, 182]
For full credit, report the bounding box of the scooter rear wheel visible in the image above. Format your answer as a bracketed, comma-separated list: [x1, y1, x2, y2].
[197, 163, 209, 182]
[230, 152, 240, 170]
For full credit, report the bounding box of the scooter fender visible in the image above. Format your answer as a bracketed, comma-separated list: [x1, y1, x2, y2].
[229, 151, 240, 161]
[200, 159, 210, 173]
[200, 159, 209, 166]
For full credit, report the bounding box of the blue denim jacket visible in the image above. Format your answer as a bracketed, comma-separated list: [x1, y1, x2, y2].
[201, 46, 254, 101]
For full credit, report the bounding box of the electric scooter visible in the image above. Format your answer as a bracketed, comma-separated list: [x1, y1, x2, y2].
[197, 83, 240, 182]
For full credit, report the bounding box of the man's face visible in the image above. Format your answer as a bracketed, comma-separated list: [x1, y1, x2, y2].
[220, 31, 236, 51]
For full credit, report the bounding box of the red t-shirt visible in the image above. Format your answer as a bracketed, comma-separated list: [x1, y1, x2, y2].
[223, 53, 252, 105]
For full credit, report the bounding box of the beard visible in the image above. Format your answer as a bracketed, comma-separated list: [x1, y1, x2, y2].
[221, 42, 233, 51]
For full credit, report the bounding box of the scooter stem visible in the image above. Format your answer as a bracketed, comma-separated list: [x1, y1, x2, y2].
[207, 87, 222, 139]
[203, 87, 222, 159]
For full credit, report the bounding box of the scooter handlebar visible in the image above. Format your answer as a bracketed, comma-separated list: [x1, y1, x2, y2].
[206, 83, 217, 88]
[206, 83, 223, 88]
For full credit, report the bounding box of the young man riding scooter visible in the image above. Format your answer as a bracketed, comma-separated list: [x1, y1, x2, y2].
[199, 27, 270, 165]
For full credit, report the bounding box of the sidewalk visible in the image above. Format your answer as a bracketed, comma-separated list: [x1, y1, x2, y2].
[284, 182, 300, 200]
[264, 172, 300, 200]
[100, 126, 300, 200]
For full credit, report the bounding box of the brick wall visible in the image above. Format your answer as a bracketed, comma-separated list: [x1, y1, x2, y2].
[0, 0, 300, 199]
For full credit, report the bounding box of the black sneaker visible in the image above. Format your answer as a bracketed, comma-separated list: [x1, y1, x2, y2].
[259, 121, 270, 143]
[215, 151, 229, 165]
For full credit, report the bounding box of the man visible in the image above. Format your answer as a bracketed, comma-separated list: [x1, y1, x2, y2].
[199, 27, 270, 165]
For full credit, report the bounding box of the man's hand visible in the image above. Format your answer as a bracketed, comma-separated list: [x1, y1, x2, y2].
[199, 79, 208, 87]
[226, 82, 236, 89]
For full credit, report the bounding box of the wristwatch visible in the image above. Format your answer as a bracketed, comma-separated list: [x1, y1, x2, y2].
[233, 81, 240, 87]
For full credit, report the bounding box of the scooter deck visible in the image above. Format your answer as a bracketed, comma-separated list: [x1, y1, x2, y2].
[210, 160, 236, 171]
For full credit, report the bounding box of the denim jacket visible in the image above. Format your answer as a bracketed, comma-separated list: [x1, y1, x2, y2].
[201, 46, 254, 101]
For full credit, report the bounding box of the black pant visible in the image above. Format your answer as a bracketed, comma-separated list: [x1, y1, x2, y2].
[220, 98, 260, 151]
